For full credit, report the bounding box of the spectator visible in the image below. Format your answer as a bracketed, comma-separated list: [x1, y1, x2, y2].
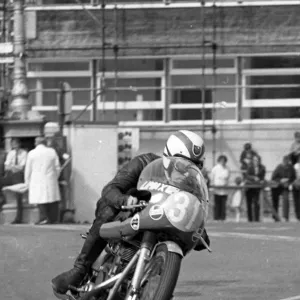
[241, 151, 254, 176]
[211, 155, 231, 221]
[47, 134, 65, 167]
[239, 142, 259, 166]
[271, 155, 296, 222]
[288, 131, 300, 165]
[244, 155, 266, 222]
[47, 135, 72, 222]
[0, 138, 27, 224]
[25, 137, 61, 225]
[229, 176, 244, 223]
[292, 156, 300, 221]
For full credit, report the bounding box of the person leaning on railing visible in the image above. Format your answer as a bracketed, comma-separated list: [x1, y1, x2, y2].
[270, 155, 296, 222]
[243, 155, 266, 223]
[210, 155, 231, 222]
[1, 138, 27, 224]
[292, 156, 300, 221]
[288, 131, 300, 166]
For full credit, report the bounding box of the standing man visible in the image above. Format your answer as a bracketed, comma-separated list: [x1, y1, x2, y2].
[2, 138, 27, 224]
[271, 155, 296, 222]
[292, 156, 300, 221]
[244, 155, 266, 222]
[239, 142, 259, 166]
[211, 155, 231, 221]
[25, 137, 61, 225]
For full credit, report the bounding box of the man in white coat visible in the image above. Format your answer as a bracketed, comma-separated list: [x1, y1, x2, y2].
[25, 137, 61, 225]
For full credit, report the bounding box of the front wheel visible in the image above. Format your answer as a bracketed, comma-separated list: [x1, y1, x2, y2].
[138, 244, 182, 300]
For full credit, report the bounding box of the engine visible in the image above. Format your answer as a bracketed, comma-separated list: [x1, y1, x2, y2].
[119, 242, 139, 262]
[108, 240, 140, 272]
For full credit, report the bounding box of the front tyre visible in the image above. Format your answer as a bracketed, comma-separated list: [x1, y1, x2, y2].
[139, 244, 182, 300]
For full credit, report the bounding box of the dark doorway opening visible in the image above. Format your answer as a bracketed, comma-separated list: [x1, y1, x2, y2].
[19, 137, 36, 152]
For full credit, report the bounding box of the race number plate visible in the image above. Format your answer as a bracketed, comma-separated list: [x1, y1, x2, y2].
[161, 191, 206, 232]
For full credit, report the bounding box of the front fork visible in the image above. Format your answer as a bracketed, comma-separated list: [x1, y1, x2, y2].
[127, 231, 156, 299]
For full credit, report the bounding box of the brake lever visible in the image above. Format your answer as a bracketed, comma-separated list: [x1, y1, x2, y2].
[121, 201, 148, 211]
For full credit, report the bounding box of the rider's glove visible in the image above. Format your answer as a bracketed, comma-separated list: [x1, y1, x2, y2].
[115, 196, 138, 222]
[126, 196, 138, 206]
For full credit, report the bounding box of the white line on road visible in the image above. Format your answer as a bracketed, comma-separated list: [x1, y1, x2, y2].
[234, 226, 292, 231]
[278, 295, 300, 300]
[210, 232, 300, 242]
[2, 224, 90, 231]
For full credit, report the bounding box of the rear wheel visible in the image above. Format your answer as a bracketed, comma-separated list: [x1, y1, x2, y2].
[138, 244, 182, 300]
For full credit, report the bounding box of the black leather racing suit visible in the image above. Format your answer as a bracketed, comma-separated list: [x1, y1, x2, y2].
[92, 153, 161, 235]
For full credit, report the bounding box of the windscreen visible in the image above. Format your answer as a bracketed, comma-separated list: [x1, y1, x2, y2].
[137, 157, 209, 205]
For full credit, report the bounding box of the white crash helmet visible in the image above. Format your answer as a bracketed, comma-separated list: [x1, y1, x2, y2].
[163, 130, 205, 169]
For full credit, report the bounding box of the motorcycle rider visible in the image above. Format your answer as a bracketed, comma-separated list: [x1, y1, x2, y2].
[52, 130, 210, 296]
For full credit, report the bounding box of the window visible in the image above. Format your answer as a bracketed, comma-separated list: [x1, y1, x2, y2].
[26, 0, 91, 4]
[173, 58, 235, 69]
[243, 55, 300, 120]
[28, 62, 90, 72]
[248, 107, 300, 119]
[97, 109, 163, 122]
[172, 89, 212, 121]
[170, 74, 236, 121]
[29, 77, 91, 106]
[246, 75, 300, 100]
[244, 56, 300, 69]
[98, 58, 163, 72]
[101, 78, 161, 102]
[171, 74, 236, 103]
[97, 76, 163, 122]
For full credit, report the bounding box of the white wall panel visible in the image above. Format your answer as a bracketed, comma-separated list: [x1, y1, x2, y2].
[66, 124, 118, 223]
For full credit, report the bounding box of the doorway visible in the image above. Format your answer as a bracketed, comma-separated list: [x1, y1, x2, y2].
[19, 137, 36, 152]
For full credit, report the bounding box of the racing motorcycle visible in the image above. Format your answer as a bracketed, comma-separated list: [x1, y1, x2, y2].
[54, 156, 211, 300]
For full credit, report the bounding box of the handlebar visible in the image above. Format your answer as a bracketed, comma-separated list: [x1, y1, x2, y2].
[121, 201, 148, 211]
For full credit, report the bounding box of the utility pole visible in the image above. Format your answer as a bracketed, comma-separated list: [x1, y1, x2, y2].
[10, 0, 31, 120]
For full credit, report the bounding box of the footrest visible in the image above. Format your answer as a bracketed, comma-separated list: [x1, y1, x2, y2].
[52, 289, 77, 300]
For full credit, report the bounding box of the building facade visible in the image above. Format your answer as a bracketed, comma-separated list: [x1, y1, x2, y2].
[1, 0, 300, 174]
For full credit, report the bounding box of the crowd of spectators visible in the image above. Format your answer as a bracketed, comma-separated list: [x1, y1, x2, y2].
[0, 135, 70, 225]
[208, 132, 300, 223]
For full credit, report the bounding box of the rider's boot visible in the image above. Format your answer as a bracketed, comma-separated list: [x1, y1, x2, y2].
[51, 233, 107, 295]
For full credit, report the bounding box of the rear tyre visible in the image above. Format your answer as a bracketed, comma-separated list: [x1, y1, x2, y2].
[139, 244, 182, 300]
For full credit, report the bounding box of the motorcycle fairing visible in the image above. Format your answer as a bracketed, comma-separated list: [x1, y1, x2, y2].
[100, 190, 206, 253]
[99, 207, 172, 240]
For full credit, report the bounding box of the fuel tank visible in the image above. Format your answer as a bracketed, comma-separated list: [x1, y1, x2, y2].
[99, 203, 172, 240]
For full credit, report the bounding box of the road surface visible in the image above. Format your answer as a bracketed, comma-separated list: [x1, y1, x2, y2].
[1, 221, 300, 300]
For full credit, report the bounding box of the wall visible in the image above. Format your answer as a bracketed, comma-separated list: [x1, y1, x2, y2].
[28, 5, 300, 58]
[65, 124, 118, 223]
[138, 123, 300, 180]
